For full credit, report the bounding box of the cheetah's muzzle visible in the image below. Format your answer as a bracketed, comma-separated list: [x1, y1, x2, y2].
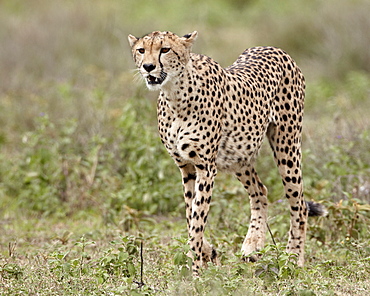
[147, 71, 167, 85]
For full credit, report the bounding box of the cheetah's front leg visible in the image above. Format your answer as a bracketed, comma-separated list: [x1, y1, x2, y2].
[180, 164, 197, 235]
[184, 165, 216, 275]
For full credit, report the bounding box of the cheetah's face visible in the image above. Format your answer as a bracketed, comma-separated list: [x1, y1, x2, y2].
[128, 31, 198, 91]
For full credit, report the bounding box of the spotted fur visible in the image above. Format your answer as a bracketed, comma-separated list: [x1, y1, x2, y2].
[128, 31, 326, 275]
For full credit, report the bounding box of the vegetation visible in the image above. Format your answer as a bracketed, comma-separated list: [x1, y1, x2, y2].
[0, 0, 369, 295]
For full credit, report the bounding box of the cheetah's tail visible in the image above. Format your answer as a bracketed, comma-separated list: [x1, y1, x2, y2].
[306, 201, 328, 217]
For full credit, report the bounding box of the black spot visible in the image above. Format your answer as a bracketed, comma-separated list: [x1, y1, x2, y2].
[188, 174, 196, 180]
[196, 164, 205, 170]
[189, 151, 197, 158]
[185, 191, 192, 198]
[181, 143, 189, 150]
[211, 249, 217, 260]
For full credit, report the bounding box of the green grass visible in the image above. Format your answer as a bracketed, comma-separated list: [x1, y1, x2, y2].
[1, 0, 370, 295]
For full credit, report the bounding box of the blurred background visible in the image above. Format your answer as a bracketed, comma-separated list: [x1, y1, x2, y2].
[0, 0, 369, 218]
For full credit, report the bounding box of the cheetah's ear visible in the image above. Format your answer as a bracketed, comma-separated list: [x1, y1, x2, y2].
[128, 34, 138, 47]
[180, 31, 198, 47]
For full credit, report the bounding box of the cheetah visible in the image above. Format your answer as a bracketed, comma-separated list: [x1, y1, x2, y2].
[128, 31, 327, 275]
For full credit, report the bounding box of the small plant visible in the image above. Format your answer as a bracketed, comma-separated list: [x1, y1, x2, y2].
[48, 236, 96, 279]
[253, 243, 300, 281]
[97, 235, 140, 280]
[328, 198, 370, 239]
[171, 237, 193, 277]
[0, 263, 23, 280]
[48, 250, 76, 278]
[74, 236, 95, 276]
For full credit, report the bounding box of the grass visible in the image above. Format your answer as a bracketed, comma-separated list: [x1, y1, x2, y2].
[0, 0, 370, 295]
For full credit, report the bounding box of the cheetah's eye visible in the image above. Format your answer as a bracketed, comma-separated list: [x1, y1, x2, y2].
[137, 48, 145, 54]
[160, 47, 171, 54]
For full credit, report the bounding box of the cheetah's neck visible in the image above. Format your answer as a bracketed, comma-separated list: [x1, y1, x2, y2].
[159, 60, 199, 115]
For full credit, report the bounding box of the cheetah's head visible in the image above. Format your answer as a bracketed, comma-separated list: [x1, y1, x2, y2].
[128, 31, 198, 91]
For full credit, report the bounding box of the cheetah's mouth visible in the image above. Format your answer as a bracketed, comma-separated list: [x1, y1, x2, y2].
[146, 72, 167, 85]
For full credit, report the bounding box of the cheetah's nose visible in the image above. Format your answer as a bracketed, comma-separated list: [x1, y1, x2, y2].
[143, 63, 156, 72]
